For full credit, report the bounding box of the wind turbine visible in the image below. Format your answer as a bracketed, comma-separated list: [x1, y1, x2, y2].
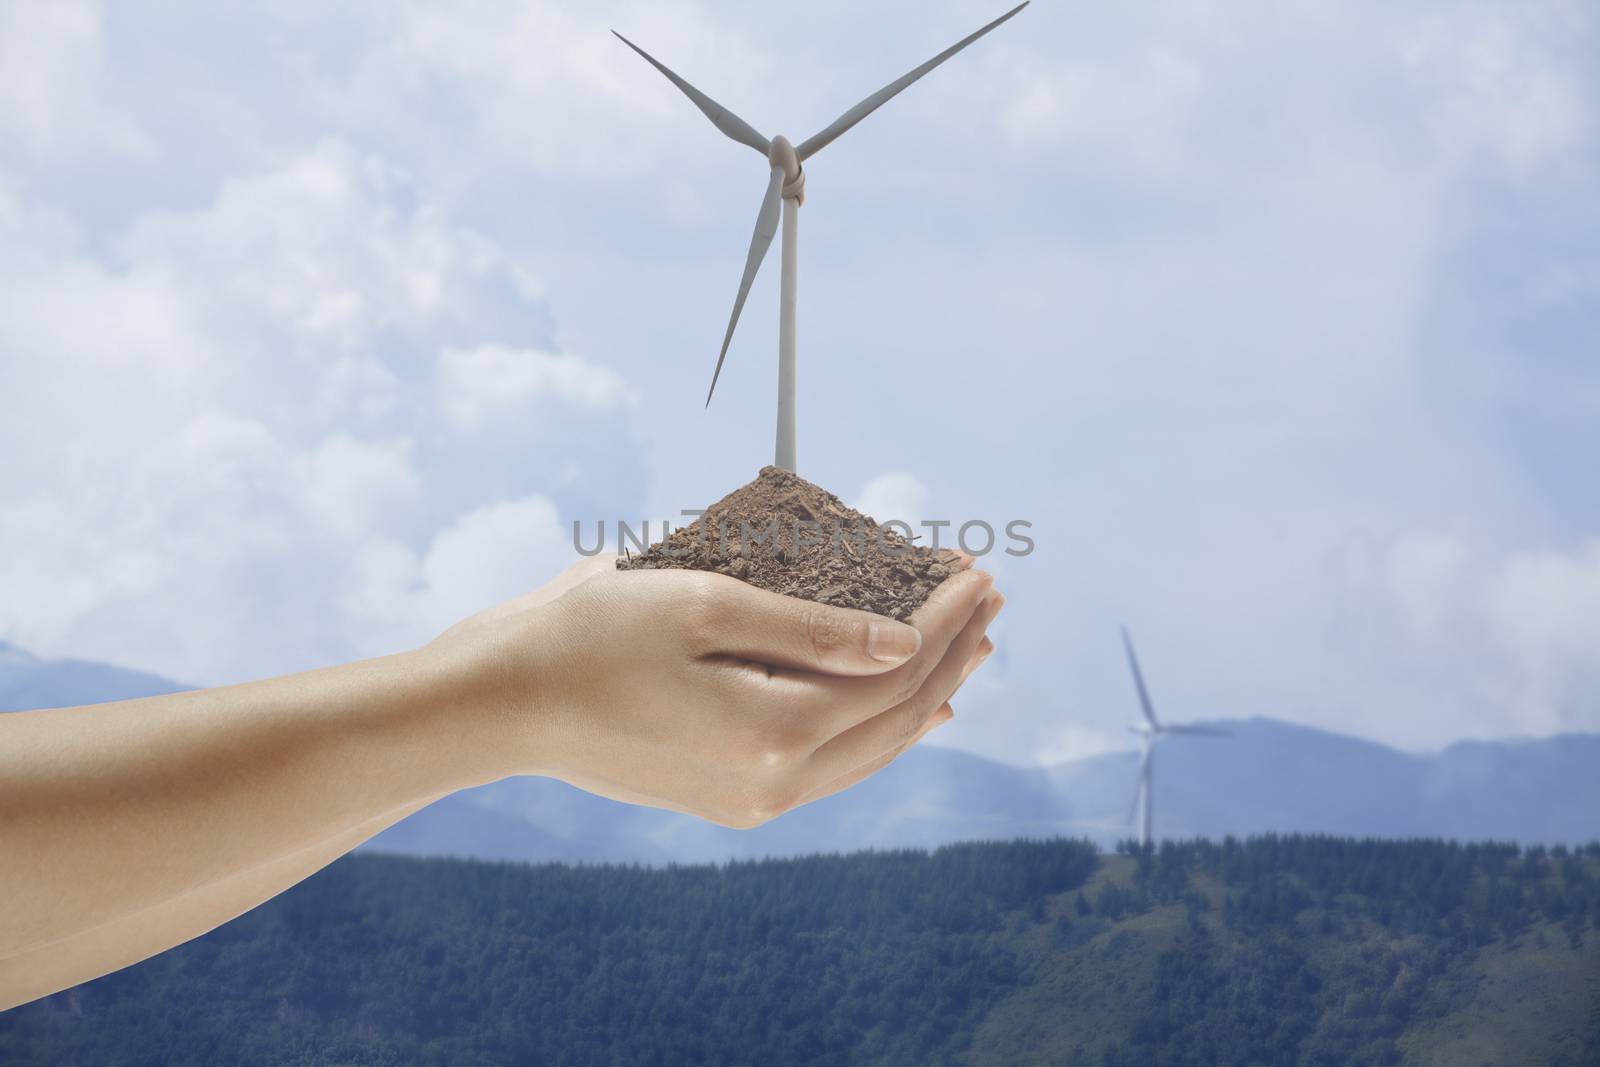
[1121, 626, 1231, 848]
[614, 3, 1029, 472]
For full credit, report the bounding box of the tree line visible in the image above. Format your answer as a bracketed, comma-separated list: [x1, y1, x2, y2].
[3, 836, 1595, 1066]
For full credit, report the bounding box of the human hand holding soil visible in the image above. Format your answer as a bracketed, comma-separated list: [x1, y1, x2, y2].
[432, 553, 1002, 827]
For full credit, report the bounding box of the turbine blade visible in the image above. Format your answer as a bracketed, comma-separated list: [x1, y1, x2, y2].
[706, 167, 785, 406]
[1121, 626, 1161, 730]
[612, 31, 771, 157]
[795, 1, 1029, 162]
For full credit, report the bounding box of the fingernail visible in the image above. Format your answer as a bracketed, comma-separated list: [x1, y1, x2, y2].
[868, 620, 922, 663]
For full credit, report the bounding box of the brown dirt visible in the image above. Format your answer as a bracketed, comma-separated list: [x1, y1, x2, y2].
[616, 465, 960, 620]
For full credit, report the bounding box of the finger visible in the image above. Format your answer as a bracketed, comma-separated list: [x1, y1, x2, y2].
[960, 636, 995, 685]
[696, 569, 991, 678]
[746, 624, 989, 822]
[790, 576, 998, 738]
[805, 589, 1001, 781]
[793, 703, 954, 808]
[935, 548, 976, 573]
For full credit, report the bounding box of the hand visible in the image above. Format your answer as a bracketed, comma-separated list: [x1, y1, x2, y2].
[432, 555, 1002, 828]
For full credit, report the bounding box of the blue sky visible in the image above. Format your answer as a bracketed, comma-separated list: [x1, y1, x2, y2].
[1, 1, 1597, 764]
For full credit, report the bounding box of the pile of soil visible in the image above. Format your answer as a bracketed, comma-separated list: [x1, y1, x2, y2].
[617, 466, 959, 620]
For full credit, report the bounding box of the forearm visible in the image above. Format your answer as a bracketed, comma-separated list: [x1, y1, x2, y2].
[0, 795, 437, 1011]
[0, 643, 512, 959]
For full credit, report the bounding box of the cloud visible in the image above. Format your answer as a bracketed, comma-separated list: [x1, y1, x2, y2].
[440, 344, 635, 429]
[1000, 41, 1204, 179]
[345, 496, 572, 647]
[1487, 541, 1600, 733]
[853, 473, 931, 526]
[1386, 534, 1472, 639]
[117, 139, 540, 356]
[0, 138, 636, 683]
[414, 497, 572, 627]
[0, 0, 1597, 765]
[1323, 534, 1600, 746]
[1399, 6, 1588, 172]
[0, 0, 152, 163]
[297, 435, 421, 538]
[1036, 724, 1131, 767]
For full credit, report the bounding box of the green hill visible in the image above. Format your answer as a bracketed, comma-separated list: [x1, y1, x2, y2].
[3, 838, 1597, 1066]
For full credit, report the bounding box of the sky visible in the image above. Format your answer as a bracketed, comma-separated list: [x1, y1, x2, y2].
[1, 0, 1598, 765]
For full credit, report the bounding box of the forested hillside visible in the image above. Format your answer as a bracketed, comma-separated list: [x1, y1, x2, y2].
[4, 838, 1598, 1066]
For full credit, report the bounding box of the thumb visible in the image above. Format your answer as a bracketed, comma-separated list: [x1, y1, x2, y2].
[701, 576, 924, 676]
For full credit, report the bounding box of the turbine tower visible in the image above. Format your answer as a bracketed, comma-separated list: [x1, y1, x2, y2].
[615, 3, 1029, 472]
[1121, 626, 1231, 848]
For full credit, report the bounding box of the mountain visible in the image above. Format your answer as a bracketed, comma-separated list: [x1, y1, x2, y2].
[0, 642, 192, 710]
[4, 644, 1597, 859]
[371, 720, 1600, 863]
[1090, 716, 1600, 845]
[6, 839, 1598, 1065]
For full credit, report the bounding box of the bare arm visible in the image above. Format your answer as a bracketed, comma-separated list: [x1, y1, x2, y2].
[0, 556, 1000, 1008]
[0, 650, 495, 964]
[0, 797, 433, 1010]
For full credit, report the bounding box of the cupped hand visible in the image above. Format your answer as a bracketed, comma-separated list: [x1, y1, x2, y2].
[435, 555, 1001, 828]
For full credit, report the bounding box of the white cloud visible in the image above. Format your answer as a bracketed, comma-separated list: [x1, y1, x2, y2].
[853, 473, 931, 526]
[0, 139, 634, 683]
[439, 344, 634, 429]
[1487, 541, 1600, 734]
[0, 0, 152, 163]
[333, 1, 779, 188]
[344, 496, 572, 648]
[1387, 533, 1471, 639]
[297, 435, 421, 538]
[1001, 45, 1204, 177]
[1035, 724, 1129, 766]
[0, 0, 1597, 763]
[1399, 6, 1588, 172]
[1321, 535, 1600, 746]
[118, 139, 523, 357]
[416, 497, 572, 627]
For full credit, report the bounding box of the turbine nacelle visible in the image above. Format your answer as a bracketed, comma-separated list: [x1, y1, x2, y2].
[768, 136, 804, 205]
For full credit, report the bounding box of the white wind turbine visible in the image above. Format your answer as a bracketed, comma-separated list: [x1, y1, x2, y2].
[1122, 627, 1231, 848]
[614, 3, 1029, 472]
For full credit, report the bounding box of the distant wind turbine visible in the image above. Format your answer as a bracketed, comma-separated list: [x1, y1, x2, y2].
[1121, 627, 1231, 847]
[615, 3, 1029, 472]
